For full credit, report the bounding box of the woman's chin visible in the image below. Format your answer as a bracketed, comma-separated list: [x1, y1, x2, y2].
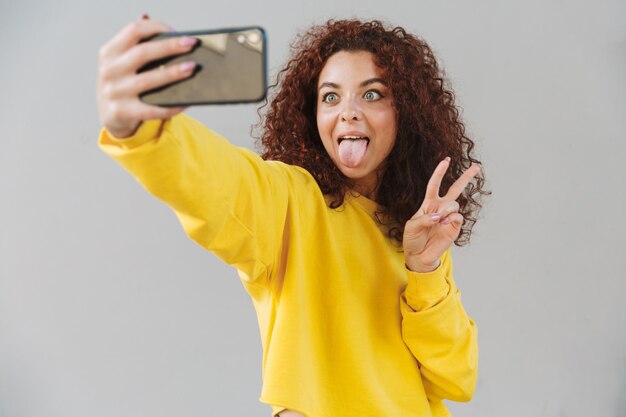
[340, 165, 369, 180]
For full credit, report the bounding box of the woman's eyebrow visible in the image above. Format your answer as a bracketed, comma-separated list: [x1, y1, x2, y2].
[360, 77, 387, 87]
[318, 81, 339, 91]
[318, 78, 387, 92]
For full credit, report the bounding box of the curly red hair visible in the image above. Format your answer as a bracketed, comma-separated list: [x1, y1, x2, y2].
[257, 19, 488, 245]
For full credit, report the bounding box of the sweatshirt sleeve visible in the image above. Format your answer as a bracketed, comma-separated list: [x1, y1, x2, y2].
[98, 114, 293, 284]
[400, 248, 478, 403]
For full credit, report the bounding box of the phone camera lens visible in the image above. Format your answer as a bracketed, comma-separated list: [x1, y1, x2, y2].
[247, 32, 260, 44]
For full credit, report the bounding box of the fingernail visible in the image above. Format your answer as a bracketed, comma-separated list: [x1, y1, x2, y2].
[445, 156, 451, 162]
[441, 217, 452, 224]
[431, 213, 441, 222]
[179, 61, 196, 73]
[179, 36, 198, 47]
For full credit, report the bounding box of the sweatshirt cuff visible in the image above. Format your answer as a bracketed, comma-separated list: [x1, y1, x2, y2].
[404, 261, 450, 312]
[99, 119, 165, 150]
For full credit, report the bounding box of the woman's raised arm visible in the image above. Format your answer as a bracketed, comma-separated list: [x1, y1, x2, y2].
[97, 19, 304, 284]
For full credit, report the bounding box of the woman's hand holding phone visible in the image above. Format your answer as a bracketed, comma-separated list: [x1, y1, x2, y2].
[96, 16, 197, 138]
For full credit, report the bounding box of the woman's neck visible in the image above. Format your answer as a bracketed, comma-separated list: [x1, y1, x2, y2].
[350, 170, 383, 201]
[351, 181, 378, 201]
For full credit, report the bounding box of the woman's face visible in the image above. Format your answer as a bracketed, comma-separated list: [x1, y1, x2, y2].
[316, 50, 397, 198]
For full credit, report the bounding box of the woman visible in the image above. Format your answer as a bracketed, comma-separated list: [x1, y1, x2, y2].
[97, 17, 487, 417]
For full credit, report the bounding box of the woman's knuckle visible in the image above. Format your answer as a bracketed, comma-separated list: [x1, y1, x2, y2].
[100, 81, 114, 99]
[132, 47, 147, 63]
[134, 76, 149, 93]
[98, 44, 110, 61]
[109, 102, 125, 120]
[98, 62, 114, 82]
[126, 21, 141, 36]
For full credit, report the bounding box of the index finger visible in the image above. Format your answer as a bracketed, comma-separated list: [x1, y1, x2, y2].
[101, 18, 173, 59]
[444, 163, 481, 201]
[425, 157, 451, 199]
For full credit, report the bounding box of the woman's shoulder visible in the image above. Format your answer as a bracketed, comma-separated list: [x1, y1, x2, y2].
[263, 159, 323, 195]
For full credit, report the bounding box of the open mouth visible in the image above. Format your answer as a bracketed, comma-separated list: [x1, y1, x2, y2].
[337, 135, 370, 167]
[338, 135, 370, 144]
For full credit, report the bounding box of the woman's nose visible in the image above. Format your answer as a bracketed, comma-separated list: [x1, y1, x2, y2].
[340, 99, 362, 121]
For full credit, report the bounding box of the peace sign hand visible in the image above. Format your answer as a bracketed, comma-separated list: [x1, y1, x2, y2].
[403, 157, 481, 273]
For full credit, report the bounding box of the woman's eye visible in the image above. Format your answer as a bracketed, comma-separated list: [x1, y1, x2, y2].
[364, 90, 382, 101]
[322, 93, 339, 103]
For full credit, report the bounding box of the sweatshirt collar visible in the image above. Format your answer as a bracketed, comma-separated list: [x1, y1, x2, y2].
[345, 191, 379, 215]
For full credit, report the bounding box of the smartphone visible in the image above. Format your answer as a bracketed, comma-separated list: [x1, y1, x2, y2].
[138, 27, 267, 106]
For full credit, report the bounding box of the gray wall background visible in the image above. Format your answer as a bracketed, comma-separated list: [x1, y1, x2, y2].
[1, 0, 625, 416]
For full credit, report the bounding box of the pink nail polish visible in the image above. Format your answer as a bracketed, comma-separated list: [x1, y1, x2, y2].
[179, 61, 196, 72]
[441, 217, 451, 224]
[179, 37, 197, 47]
[431, 213, 441, 222]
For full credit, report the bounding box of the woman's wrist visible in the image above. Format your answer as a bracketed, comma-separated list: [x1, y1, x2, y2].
[405, 258, 441, 273]
[105, 121, 142, 139]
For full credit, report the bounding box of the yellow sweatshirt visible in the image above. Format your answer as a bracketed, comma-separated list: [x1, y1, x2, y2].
[99, 114, 477, 417]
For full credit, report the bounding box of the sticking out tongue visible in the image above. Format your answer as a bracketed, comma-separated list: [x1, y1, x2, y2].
[338, 139, 368, 167]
